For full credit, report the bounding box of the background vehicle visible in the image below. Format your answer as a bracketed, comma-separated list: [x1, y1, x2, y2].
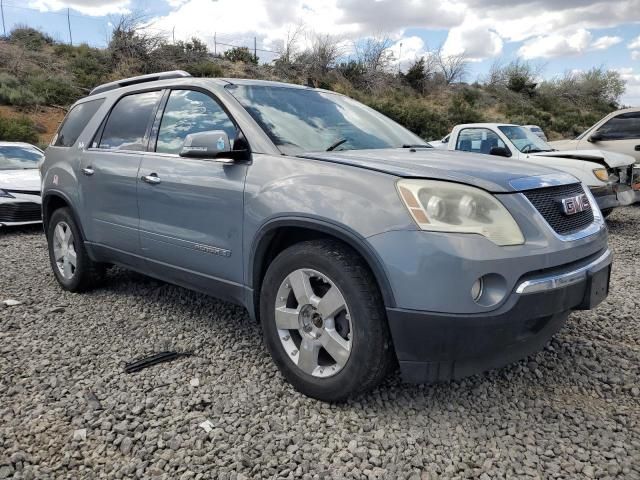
[0, 142, 43, 227]
[444, 123, 636, 215]
[41, 72, 611, 401]
[549, 107, 640, 198]
[523, 125, 548, 142]
[549, 108, 640, 162]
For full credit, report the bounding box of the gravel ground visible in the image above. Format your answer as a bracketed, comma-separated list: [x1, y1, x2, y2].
[1, 208, 639, 480]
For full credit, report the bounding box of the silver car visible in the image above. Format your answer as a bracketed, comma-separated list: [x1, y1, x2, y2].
[41, 72, 612, 401]
[0, 142, 43, 227]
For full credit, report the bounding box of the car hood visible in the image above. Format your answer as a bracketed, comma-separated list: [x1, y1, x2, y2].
[530, 149, 635, 168]
[298, 148, 572, 193]
[0, 169, 41, 192]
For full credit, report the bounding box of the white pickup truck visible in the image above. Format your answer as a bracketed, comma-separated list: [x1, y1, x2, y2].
[433, 123, 636, 216]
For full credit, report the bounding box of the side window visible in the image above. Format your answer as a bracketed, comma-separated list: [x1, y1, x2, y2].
[98, 91, 163, 151]
[597, 113, 640, 140]
[456, 128, 507, 155]
[155, 90, 236, 155]
[54, 99, 104, 147]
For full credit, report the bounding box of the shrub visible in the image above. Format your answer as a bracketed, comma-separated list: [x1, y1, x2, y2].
[364, 95, 450, 140]
[9, 27, 54, 51]
[0, 73, 44, 106]
[0, 115, 39, 143]
[186, 61, 224, 77]
[26, 75, 79, 106]
[224, 47, 258, 64]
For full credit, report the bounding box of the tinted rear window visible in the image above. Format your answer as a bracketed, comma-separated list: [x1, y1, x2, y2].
[54, 99, 104, 147]
[98, 91, 162, 151]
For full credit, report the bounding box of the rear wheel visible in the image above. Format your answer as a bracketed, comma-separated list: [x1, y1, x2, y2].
[260, 240, 394, 402]
[47, 208, 104, 292]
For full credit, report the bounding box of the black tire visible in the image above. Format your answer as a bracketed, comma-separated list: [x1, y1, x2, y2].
[260, 239, 395, 402]
[47, 207, 105, 292]
[601, 208, 613, 218]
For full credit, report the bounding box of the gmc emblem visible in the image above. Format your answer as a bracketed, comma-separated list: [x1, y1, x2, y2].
[561, 193, 591, 216]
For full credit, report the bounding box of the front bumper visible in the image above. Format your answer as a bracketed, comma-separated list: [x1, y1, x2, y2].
[590, 183, 635, 210]
[387, 248, 612, 383]
[0, 195, 42, 227]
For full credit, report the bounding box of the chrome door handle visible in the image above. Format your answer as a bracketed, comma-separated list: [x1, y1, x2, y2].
[81, 167, 94, 176]
[141, 173, 161, 184]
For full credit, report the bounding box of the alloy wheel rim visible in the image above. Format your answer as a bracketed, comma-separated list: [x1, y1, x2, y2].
[275, 268, 352, 378]
[52, 221, 77, 280]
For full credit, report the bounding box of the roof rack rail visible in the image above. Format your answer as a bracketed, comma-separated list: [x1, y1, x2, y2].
[89, 70, 192, 96]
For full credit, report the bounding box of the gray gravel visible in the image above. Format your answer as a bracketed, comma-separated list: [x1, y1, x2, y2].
[1, 208, 639, 480]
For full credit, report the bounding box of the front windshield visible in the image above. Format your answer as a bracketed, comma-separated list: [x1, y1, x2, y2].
[498, 126, 552, 153]
[0, 145, 43, 170]
[226, 84, 426, 154]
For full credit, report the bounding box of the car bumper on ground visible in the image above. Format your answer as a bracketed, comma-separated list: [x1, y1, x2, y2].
[0, 195, 42, 227]
[386, 248, 612, 383]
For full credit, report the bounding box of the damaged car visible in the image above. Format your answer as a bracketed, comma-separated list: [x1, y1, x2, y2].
[442, 123, 636, 216]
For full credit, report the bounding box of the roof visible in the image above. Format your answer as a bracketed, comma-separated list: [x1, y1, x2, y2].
[453, 123, 519, 129]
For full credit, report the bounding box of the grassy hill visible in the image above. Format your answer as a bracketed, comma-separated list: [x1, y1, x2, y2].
[0, 24, 627, 148]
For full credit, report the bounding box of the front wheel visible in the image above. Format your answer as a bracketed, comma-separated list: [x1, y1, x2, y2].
[601, 208, 613, 218]
[260, 240, 394, 402]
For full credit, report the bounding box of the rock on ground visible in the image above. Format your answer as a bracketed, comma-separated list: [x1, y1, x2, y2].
[1, 208, 639, 479]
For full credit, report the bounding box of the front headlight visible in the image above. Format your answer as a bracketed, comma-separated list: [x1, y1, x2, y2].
[0, 189, 15, 198]
[592, 168, 609, 182]
[397, 179, 525, 246]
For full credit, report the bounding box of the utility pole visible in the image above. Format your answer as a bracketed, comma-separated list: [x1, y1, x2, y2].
[214, 32, 217, 55]
[1, 0, 7, 38]
[67, 8, 72, 46]
[172, 26, 175, 44]
[398, 42, 402, 74]
[254, 36, 257, 63]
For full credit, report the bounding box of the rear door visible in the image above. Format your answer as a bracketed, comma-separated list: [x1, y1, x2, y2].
[137, 88, 248, 298]
[80, 90, 163, 254]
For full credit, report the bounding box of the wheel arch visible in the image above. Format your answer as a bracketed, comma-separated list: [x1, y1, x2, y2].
[248, 217, 396, 322]
[42, 190, 86, 240]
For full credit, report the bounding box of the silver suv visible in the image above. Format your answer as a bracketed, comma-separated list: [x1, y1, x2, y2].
[41, 71, 612, 401]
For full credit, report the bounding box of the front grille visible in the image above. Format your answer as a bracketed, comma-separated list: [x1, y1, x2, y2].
[0, 202, 42, 223]
[523, 183, 594, 235]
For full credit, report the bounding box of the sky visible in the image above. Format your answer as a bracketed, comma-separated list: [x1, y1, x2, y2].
[3, 0, 640, 104]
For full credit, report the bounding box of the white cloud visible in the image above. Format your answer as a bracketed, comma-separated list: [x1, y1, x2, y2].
[27, 0, 130, 16]
[591, 35, 622, 50]
[632, 50, 640, 60]
[518, 29, 622, 59]
[388, 36, 427, 71]
[518, 29, 592, 59]
[629, 35, 640, 49]
[442, 22, 503, 61]
[617, 67, 640, 106]
[136, 0, 640, 67]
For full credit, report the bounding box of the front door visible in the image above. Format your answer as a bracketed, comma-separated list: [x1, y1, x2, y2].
[137, 89, 247, 298]
[582, 111, 640, 162]
[80, 90, 163, 253]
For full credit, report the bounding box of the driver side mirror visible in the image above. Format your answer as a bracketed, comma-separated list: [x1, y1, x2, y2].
[588, 132, 603, 143]
[179, 130, 249, 162]
[489, 146, 511, 158]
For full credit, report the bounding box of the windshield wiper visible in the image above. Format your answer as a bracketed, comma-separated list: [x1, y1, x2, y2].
[326, 138, 348, 151]
[402, 144, 432, 148]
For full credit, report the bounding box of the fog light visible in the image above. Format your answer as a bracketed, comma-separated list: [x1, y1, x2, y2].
[471, 278, 484, 301]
